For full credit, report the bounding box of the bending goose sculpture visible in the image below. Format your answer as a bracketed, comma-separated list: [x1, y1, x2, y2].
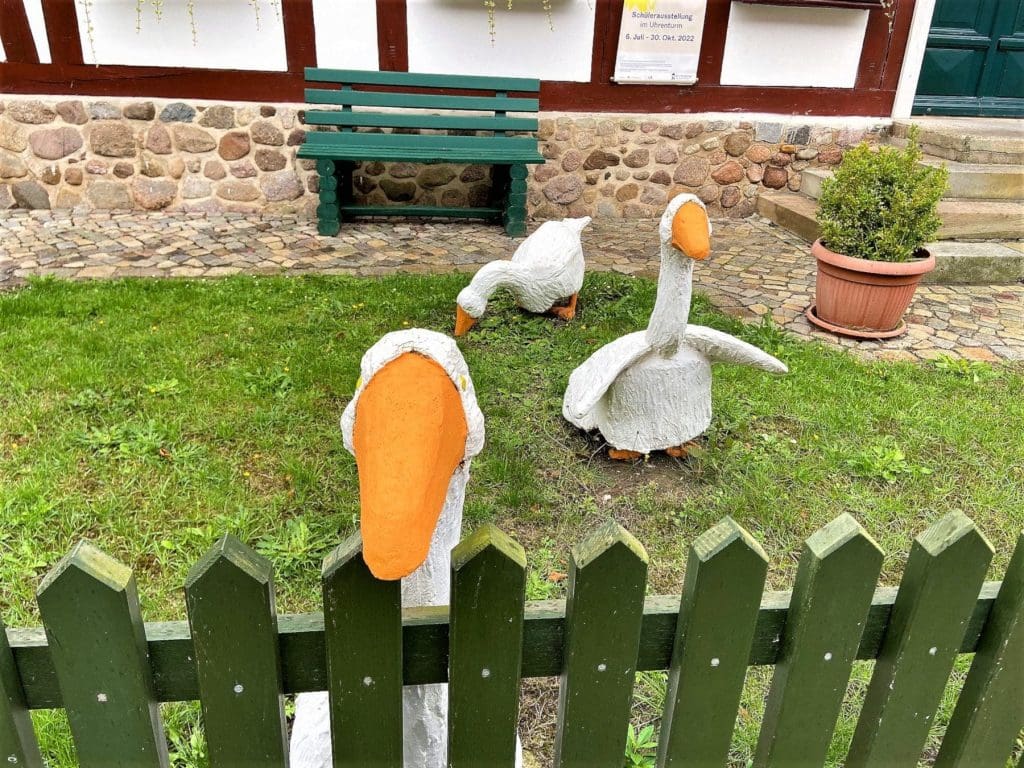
[291, 329, 519, 767]
[563, 194, 787, 460]
[455, 216, 592, 335]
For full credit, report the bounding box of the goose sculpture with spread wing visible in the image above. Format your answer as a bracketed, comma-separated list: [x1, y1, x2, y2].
[455, 216, 592, 335]
[291, 330, 521, 767]
[563, 194, 787, 460]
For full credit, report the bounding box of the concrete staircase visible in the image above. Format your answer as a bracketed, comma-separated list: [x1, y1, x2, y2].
[757, 118, 1024, 284]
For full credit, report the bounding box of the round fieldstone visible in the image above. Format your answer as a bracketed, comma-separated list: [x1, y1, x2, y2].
[467, 184, 490, 207]
[673, 157, 709, 187]
[623, 149, 649, 168]
[747, 165, 764, 183]
[441, 188, 465, 207]
[633, 170, 650, 181]
[140, 154, 167, 177]
[145, 124, 172, 154]
[261, 172, 303, 202]
[88, 101, 121, 120]
[0, 185, 13, 210]
[112, 162, 134, 179]
[216, 180, 260, 202]
[583, 150, 619, 170]
[380, 178, 416, 202]
[0, 120, 28, 152]
[720, 186, 741, 208]
[723, 132, 752, 157]
[615, 183, 638, 202]
[173, 125, 216, 153]
[353, 175, 376, 194]
[534, 165, 559, 183]
[123, 101, 156, 121]
[8, 101, 55, 125]
[168, 157, 186, 179]
[287, 129, 305, 146]
[561, 150, 583, 172]
[204, 160, 226, 180]
[818, 146, 843, 165]
[796, 147, 818, 160]
[56, 101, 88, 125]
[768, 152, 792, 167]
[230, 160, 257, 178]
[788, 174, 802, 192]
[707, 149, 727, 165]
[12, 180, 50, 209]
[29, 127, 83, 160]
[251, 121, 284, 146]
[658, 123, 685, 140]
[654, 145, 678, 164]
[711, 161, 744, 185]
[87, 180, 131, 209]
[685, 123, 704, 139]
[650, 169, 672, 185]
[460, 165, 487, 183]
[0, 151, 28, 179]
[543, 174, 584, 204]
[55, 189, 81, 208]
[182, 175, 212, 199]
[701, 136, 721, 151]
[390, 162, 418, 179]
[418, 165, 457, 188]
[762, 166, 788, 189]
[255, 149, 286, 171]
[218, 131, 250, 161]
[199, 105, 235, 129]
[745, 143, 772, 164]
[697, 183, 720, 203]
[159, 102, 195, 123]
[640, 186, 667, 206]
[260, 105, 277, 118]
[65, 166, 83, 185]
[90, 123, 136, 157]
[131, 177, 176, 209]
[40, 166, 61, 185]
[85, 159, 109, 175]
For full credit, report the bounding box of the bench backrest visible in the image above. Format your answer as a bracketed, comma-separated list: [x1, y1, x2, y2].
[302, 68, 541, 135]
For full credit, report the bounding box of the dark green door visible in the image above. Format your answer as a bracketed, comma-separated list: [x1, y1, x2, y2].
[914, 0, 1024, 117]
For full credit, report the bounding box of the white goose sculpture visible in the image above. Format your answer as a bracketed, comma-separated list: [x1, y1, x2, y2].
[455, 216, 592, 335]
[290, 329, 519, 767]
[563, 194, 787, 460]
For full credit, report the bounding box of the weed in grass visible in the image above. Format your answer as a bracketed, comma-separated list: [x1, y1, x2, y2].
[624, 722, 658, 767]
[932, 354, 1001, 383]
[844, 442, 933, 484]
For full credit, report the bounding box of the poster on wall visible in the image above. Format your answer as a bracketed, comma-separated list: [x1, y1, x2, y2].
[613, 0, 709, 85]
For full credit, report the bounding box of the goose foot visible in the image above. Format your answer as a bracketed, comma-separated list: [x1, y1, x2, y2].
[608, 448, 644, 461]
[549, 293, 578, 321]
[666, 441, 700, 459]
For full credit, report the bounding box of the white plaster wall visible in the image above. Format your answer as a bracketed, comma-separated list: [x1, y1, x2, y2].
[406, 0, 595, 81]
[22, 0, 52, 63]
[720, 3, 868, 88]
[0, 37, 5, 62]
[75, 0, 287, 70]
[312, 0, 379, 69]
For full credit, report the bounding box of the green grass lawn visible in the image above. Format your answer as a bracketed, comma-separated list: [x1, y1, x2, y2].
[1, 273, 1021, 766]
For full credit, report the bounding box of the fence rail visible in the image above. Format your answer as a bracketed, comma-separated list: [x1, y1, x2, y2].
[2, 511, 1022, 767]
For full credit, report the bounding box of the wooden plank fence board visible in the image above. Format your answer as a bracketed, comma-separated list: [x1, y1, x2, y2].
[935, 532, 1024, 768]
[656, 517, 769, 768]
[845, 512, 994, 768]
[0, 614, 43, 768]
[184, 534, 288, 767]
[448, 524, 527, 767]
[753, 513, 884, 767]
[321, 534, 403, 767]
[554, 520, 648, 768]
[35, 542, 168, 768]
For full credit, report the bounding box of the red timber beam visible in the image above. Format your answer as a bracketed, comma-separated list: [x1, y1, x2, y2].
[39, 0, 81, 64]
[376, 0, 408, 71]
[0, 0, 39, 63]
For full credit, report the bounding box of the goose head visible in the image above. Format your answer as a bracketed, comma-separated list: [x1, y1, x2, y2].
[340, 329, 484, 580]
[455, 285, 486, 337]
[660, 193, 712, 262]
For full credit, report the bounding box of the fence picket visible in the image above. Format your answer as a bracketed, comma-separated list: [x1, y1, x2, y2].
[448, 524, 527, 767]
[753, 513, 884, 767]
[35, 541, 168, 768]
[845, 511, 994, 768]
[0, 614, 43, 768]
[935, 531, 1024, 767]
[656, 517, 769, 768]
[321, 533, 403, 767]
[184, 534, 288, 767]
[553, 520, 648, 768]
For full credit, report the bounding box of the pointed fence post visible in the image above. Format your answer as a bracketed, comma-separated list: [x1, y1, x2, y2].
[322, 533, 403, 768]
[656, 517, 769, 768]
[553, 520, 648, 768]
[753, 513, 883, 767]
[845, 512, 994, 768]
[185, 535, 288, 767]
[36, 541, 169, 768]
[935, 531, 1024, 767]
[448, 524, 527, 767]
[0, 614, 43, 768]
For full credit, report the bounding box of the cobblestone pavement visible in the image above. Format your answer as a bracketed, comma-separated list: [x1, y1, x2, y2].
[1, 210, 1021, 362]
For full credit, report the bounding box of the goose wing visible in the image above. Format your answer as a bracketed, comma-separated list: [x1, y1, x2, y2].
[563, 332, 652, 427]
[684, 325, 788, 373]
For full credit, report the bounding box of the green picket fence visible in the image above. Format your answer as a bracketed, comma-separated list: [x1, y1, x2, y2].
[1, 511, 1022, 767]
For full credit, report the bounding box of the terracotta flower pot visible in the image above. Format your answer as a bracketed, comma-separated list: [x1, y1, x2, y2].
[807, 239, 935, 339]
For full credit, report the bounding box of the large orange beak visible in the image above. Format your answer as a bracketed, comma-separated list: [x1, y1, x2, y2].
[671, 201, 711, 261]
[353, 352, 468, 580]
[455, 306, 477, 337]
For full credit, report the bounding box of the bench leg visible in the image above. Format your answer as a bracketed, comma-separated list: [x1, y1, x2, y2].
[504, 164, 528, 237]
[316, 159, 341, 236]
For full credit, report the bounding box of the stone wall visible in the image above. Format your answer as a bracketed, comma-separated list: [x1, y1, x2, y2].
[0, 96, 884, 219]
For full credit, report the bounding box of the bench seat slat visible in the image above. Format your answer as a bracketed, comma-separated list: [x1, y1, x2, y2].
[302, 130, 538, 151]
[305, 88, 539, 113]
[303, 110, 538, 132]
[304, 67, 540, 94]
[298, 144, 543, 165]
[340, 205, 503, 219]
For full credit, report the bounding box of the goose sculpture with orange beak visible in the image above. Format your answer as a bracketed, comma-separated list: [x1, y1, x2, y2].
[563, 194, 787, 460]
[455, 216, 592, 336]
[290, 330, 520, 767]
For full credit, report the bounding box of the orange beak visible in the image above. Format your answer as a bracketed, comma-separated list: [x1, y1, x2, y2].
[455, 305, 477, 337]
[671, 201, 711, 261]
[352, 352, 468, 580]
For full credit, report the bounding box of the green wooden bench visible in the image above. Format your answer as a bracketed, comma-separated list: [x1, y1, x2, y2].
[298, 68, 544, 237]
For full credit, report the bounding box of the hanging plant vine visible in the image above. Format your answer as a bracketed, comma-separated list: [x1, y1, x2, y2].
[485, 0, 556, 44]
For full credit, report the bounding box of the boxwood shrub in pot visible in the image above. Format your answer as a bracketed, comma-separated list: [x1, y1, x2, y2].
[807, 129, 948, 339]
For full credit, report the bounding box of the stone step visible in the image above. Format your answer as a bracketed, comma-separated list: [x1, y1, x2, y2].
[756, 191, 821, 242]
[890, 118, 1024, 165]
[926, 241, 1024, 285]
[801, 161, 1023, 201]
